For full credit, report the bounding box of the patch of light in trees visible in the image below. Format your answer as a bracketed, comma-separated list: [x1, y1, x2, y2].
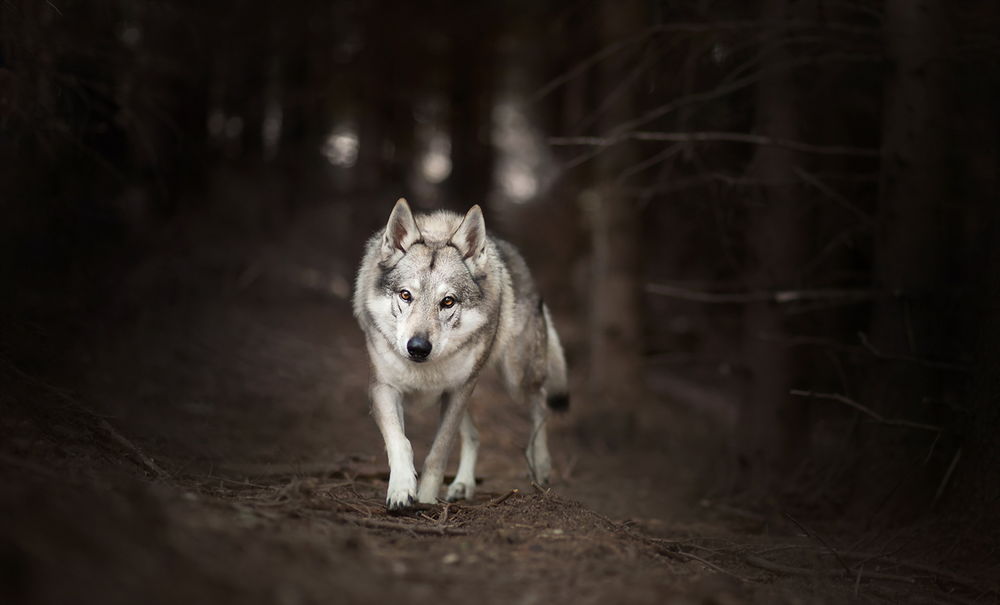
[421, 133, 452, 184]
[322, 127, 359, 167]
[493, 100, 551, 204]
[120, 24, 141, 47]
[262, 105, 283, 159]
[711, 43, 728, 65]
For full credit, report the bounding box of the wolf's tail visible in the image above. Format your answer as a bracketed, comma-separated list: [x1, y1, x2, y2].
[541, 304, 570, 412]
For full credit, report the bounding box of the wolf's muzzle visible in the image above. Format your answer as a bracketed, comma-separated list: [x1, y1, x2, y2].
[406, 336, 432, 361]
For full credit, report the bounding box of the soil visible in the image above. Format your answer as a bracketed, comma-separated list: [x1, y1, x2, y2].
[1, 206, 996, 605]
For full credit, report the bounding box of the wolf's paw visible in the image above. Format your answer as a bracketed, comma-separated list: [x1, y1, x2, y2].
[531, 471, 551, 487]
[386, 489, 415, 513]
[386, 475, 417, 513]
[526, 451, 552, 486]
[446, 481, 475, 502]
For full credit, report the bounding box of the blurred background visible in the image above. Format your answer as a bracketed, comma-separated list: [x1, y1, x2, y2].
[2, 0, 1000, 580]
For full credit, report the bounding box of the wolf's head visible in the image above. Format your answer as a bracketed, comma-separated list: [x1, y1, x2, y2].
[373, 198, 491, 364]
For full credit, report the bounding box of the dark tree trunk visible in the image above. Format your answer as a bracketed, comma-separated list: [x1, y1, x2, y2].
[944, 3, 1000, 521]
[847, 0, 953, 518]
[447, 8, 496, 208]
[870, 0, 950, 365]
[585, 0, 647, 420]
[737, 0, 809, 486]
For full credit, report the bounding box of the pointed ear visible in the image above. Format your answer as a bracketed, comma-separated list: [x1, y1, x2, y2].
[449, 205, 487, 262]
[381, 198, 420, 259]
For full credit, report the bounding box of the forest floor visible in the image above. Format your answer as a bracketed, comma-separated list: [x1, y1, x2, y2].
[1, 205, 996, 605]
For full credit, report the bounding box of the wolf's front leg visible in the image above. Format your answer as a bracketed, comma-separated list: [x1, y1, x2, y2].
[417, 386, 473, 503]
[446, 410, 479, 501]
[371, 383, 416, 511]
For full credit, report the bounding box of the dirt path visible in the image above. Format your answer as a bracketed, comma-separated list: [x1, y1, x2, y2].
[1, 208, 994, 605]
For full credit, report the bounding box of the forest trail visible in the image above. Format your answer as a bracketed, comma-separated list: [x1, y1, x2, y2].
[1, 206, 993, 605]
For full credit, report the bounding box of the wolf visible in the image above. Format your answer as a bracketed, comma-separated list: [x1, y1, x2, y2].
[353, 198, 569, 511]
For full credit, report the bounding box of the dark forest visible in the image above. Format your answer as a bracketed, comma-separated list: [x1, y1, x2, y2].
[1, 0, 999, 603]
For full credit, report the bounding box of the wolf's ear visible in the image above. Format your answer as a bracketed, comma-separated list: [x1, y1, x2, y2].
[381, 198, 420, 259]
[449, 205, 487, 263]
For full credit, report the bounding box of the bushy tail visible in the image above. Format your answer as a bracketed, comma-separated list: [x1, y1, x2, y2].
[542, 304, 570, 412]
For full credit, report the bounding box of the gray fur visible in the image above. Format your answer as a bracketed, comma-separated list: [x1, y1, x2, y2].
[353, 199, 569, 511]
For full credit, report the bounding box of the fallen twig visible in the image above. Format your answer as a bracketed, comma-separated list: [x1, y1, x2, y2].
[437, 502, 451, 526]
[676, 550, 754, 582]
[330, 497, 372, 518]
[745, 555, 916, 583]
[750, 546, 995, 595]
[346, 516, 469, 536]
[220, 461, 483, 486]
[95, 418, 168, 478]
[783, 512, 852, 576]
[3, 361, 168, 478]
[491, 488, 519, 506]
[837, 548, 990, 595]
[531, 482, 552, 497]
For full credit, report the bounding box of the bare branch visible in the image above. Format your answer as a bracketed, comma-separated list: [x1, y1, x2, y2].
[620, 170, 879, 198]
[801, 222, 870, 277]
[529, 20, 877, 103]
[858, 332, 971, 373]
[645, 283, 878, 304]
[932, 448, 961, 509]
[573, 50, 652, 136]
[529, 31, 648, 104]
[550, 131, 880, 157]
[757, 332, 862, 354]
[759, 332, 972, 374]
[795, 167, 875, 223]
[789, 389, 942, 433]
[553, 52, 880, 171]
[612, 52, 879, 136]
[615, 143, 684, 184]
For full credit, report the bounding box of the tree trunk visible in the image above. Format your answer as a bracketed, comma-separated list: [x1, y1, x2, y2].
[871, 0, 949, 363]
[872, 0, 950, 452]
[447, 8, 496, 209]
[851, 0, 951, 518]
[585, 0, 647, 422]
[736, 0, 809, 487]
[937, 3, 999, 520]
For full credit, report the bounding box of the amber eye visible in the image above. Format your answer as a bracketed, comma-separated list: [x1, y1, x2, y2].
[399, 290, 412, 302]
[440, 296, 456, 309]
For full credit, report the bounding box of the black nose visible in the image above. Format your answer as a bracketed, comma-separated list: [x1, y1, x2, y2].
[406, 336, 432, 360]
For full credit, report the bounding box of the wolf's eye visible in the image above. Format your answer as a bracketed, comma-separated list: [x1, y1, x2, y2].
[440, 296, 455, 309]
[399, 290, 412, 302]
